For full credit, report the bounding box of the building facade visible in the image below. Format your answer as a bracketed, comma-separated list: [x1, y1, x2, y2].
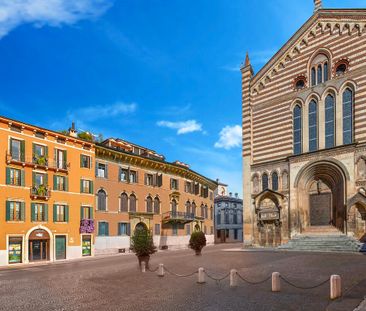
[94, 139, 216, 254]
[242, 1, 366, 246]
[214, 184, 243, 243]
[0, 117, 95, 266]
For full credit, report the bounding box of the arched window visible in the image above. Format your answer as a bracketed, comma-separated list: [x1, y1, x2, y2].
[97, 189, 106, 211]
[311, 68, 316, 86]
[129, 194, 136, 212]
[120, 193, 128, 212]
[343, 88, 353, 145]
[205, 205, 208, 219]
[200, 204, 205, 217]
[192, 202, 196, 216]
[309, 100, 318, 152]
[317, 65, 323, 84]
[272, 172, 278, 191]
[325, 94, 335, 148]
[293, 105, 302, 155]
[185, 201, 191, 214]
[262, 173, 268, 191]
[171, 199, 177, 214]
[154, 197, 160, 214]
[146, 196, 153, 213]
[323, 62, 328, 82]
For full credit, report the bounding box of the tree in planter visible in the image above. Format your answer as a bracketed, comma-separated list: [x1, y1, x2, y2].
[189, 230, 207, 256]
[130, 226, 157, 269]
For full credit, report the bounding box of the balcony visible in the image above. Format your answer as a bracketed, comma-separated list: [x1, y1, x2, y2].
[80, 219, 94, 233]
[6, 152, 69, 172]
[30, 185, 51, 200]
[162, 211, 195, 224]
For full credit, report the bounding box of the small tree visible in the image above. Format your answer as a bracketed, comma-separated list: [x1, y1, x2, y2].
[130, 227, 157, 268]
[189, 231, 206, 255]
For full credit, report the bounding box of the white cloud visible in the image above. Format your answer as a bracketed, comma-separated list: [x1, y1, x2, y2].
[214, 125, 242, 150]
[0, 0, 112, 38]
[157, 120, 203, 135]
[68, 102, 137, 122]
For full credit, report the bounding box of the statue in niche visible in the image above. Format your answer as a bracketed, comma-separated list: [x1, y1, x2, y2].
[357, 156, 366, 180]
[252, 175, 259, 193]
[282, 171, 288, 190]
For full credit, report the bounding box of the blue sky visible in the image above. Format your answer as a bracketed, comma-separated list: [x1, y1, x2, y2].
[0, 0, 364, 196]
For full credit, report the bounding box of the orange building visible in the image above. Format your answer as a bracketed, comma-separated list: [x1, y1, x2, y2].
[94, 138, 217, 254]
[0, 116, 95, 265]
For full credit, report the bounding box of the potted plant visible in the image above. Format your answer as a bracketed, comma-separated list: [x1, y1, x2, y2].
[130, 227, 156, 269]
[189, 230, 206, 256]
[37, 184, 47, 196]
[36, 156, 47, 166]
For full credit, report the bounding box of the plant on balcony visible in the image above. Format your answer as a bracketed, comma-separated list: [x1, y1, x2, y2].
[130, 227, 156, 269]
[189, 230, 206, 256]
[80, 219, 94, 233]
[35, 156, 47, 166]
[37, 184, 47, 196]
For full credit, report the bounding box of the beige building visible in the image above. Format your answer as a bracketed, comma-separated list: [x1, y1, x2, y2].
[242, 0, 366, 247]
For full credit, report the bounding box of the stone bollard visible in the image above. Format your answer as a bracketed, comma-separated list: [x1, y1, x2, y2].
[272, 272, 281, 292]
[197, 267, 205, 284]
[141, 262, 146, 273]
[230, 269, 238, 287]
[158, 263, 164, 277]
[330, 275, 342, 299]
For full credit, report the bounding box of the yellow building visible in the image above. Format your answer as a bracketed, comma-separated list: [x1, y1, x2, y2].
[0, 116, 95, 265]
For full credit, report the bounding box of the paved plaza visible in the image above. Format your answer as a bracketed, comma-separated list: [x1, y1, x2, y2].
[0, 244, 365, 311]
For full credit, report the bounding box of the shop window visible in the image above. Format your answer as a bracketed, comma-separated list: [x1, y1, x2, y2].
[8, 237, 22, 264]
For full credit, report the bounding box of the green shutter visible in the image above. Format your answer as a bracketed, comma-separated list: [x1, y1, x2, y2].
[80, 179, 83, 193]
[127, 223, 131, 236]
[44, 173, 48, 186]
[65, 177, 69, 191]
[5, 201, 10, 221]
[80, 206, 84, 220]
[65, 205, 69, 222]
[105, 164, 108, 178]
[31, 203, 35, 222]
[53, 175, 57, 190]
[20, 141, 25, 162]
[32, 172, 36, 186]
[21, 202, 25, 221]
[6, 167, 11, 185]
[90, 207, 93, 219]
[106, 222, 109, 236]
[63, 150, 67, 164]
[53, 204, 57, 222]
[90, 181, 94, 194]
[21, 170, 25, 187]
[32, 143, 36, 157]
[80, 155, 83, 167]
[45, 146, 49, 158]
[44, 204, 48, 221]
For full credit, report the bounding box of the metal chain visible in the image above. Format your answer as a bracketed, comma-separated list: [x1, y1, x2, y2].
[236, 272, 272, 285]
[280, 275, 330, 290]
[164, 266, 198, 278]
[147, 266, 159, 273]
[204, 271, 231, 282]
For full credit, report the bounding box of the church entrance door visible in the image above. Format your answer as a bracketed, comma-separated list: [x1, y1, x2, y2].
[309, 193, 331, 226]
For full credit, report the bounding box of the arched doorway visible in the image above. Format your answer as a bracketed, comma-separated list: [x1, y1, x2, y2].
[135, 222, 148, 232]
[28, 229, 50, 261]
[295, 160, 348, 232]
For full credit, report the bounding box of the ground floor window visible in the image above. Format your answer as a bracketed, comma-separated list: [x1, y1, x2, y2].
[118, 222, 130, 236]
[8, 237, 22, 264]
[234, 229, 238, 240]
[82, 235, 92, 256]
[98, 222, 109, 236]
[154, 224, 160, 235]
[186, 224, 191, 235]
[172, 224, 178, 236]
[226, 229, 229, 238]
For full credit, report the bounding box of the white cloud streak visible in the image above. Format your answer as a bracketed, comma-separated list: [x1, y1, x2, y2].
[157, 120, 203, 135]
[214, 125, 242, 150]
[0, 0, 112, 38]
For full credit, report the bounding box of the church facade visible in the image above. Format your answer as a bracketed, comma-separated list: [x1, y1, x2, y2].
[242, 0, 366, 247]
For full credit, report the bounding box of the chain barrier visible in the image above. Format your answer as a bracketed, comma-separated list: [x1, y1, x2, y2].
[279, 275, 330, 290]
[204, 271, 231, 282]
[236, 272, 272, 285]
[146, 266, 159, 273]
[164, 266, 198, 278]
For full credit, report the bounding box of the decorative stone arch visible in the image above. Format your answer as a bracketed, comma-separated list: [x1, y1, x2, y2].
[25, 225, 54, 263]
[321, 86, 338, 100]
[339, 80, 357, 94]
[346, 192, 366, 239]
[305, 92, 321, 107]
[290, 98, 305, 112]
[307, 47, 333, 73]
[270, 169, 280, 191]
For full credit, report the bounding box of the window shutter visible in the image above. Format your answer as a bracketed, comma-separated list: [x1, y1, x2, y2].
[5, 201, 10, 221]
[63, 150, 67, 165]
[44, 204, 48, 221]
[31, 203, 35, 222]
[127, 167, 130, 183]
[20, 140, 25, 162]
[90, 181, 94, 194]
[32, 143, 36, 157]
[136, 171, 139, 183]
[80, 179, 83, 193]
[21, 170, 25, 187]
[176, 179, 179, 190]
[118, 167, 122, 181]
[95, 161, 98, 177]
[53, 175, 57, 190]
[80, 155, 83, 167]
[32, 172, 36, 186]
[45, 146, 49, 158]
[127, 223, 131, 236]
[65, 177, 69, 191]
[9, 138, 13, 156]
[170, 178, 172, 190]
[53, 204, 57, 222]
[144, 173, 147, 185]
[117, 223, 121, 235]
[44, 173, 48, 186]
[89, 206, 93, 219]
[80, 206, 84, 220]
[21, 202, 25, 221]
[105, 164, 108, 178]
[6, 167, 10, 185]
[65, 205, 69, 222]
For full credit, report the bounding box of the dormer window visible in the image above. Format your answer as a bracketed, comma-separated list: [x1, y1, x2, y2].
[310, 53, 330, 86]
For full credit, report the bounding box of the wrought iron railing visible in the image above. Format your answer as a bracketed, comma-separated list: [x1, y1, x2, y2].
[162, 211, 195, 221]
[30, 185, 51, 199]
[6, 152, 69, 171]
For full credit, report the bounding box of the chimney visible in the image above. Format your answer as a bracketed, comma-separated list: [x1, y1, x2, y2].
[314, 0, 322, 12]
[235, 193, 238, 198]
[68, 121, 77, 138]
